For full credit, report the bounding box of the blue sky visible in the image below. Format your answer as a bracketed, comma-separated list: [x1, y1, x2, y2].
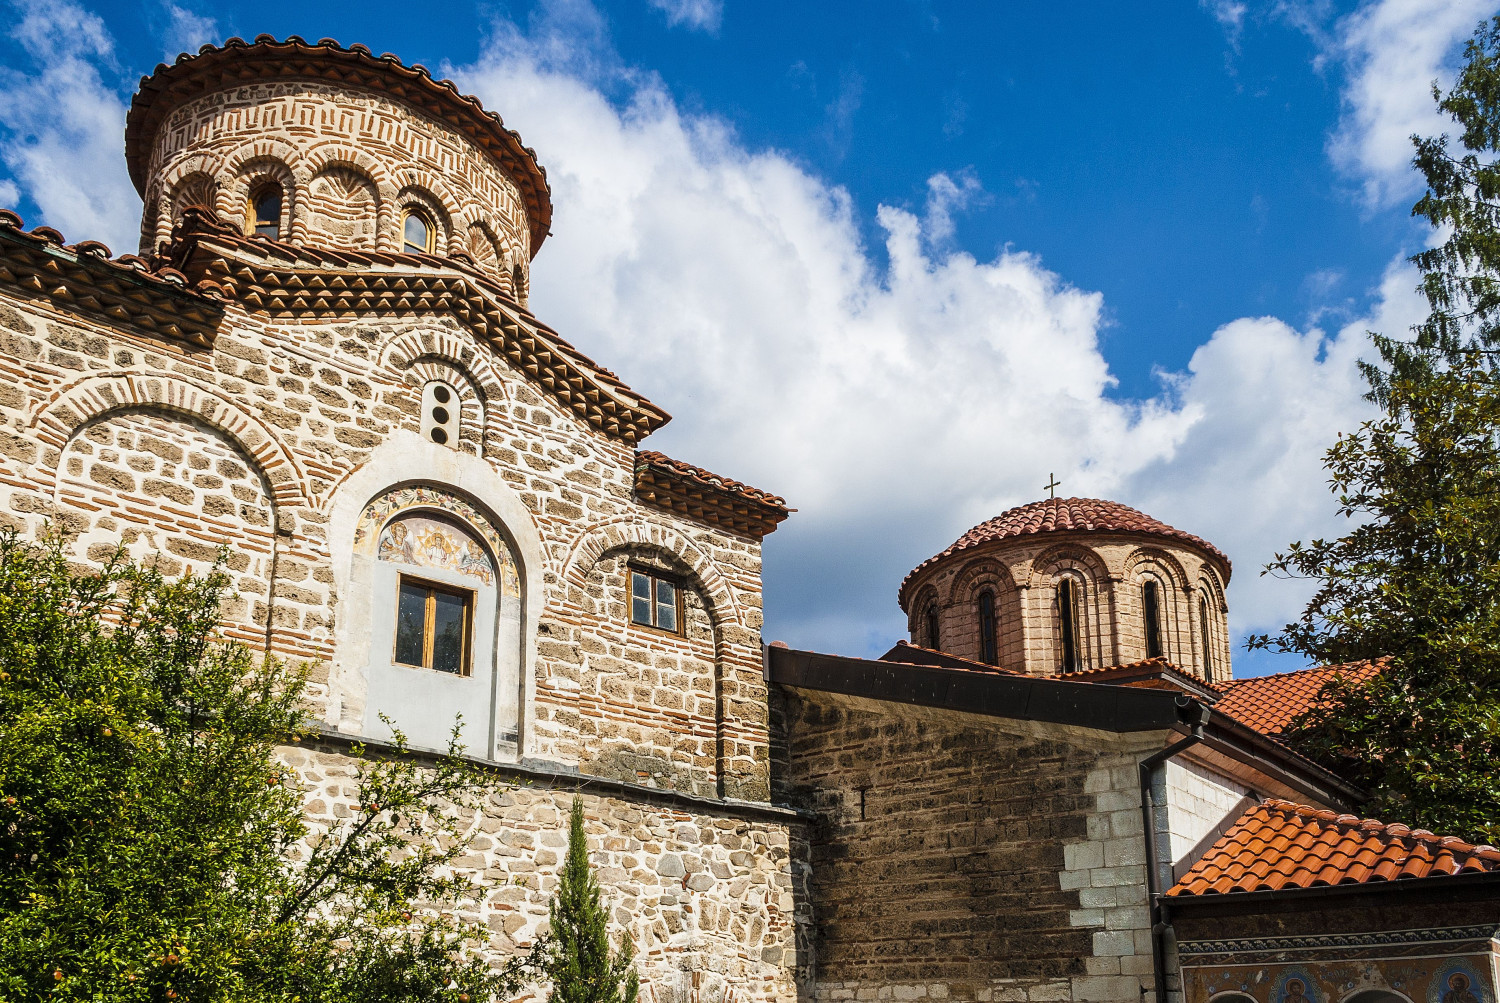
[0, 0, 1493, 675]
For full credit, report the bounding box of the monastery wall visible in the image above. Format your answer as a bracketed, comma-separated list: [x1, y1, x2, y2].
[771, 685, 1174, 1003]
[903, 534, 1232, 683]
[281, 739, 802, 1003]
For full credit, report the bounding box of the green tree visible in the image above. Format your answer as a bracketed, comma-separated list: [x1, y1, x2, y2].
[1252, 17, 1500, 842]
[547, 797, 638, 1003]
[0, 531, 541, 1002]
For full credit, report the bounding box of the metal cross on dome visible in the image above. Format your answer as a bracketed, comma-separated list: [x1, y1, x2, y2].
[1044, 473, 1061, 499]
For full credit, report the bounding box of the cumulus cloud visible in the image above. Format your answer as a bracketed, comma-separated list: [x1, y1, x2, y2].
[450, 2, 1407, 659]
[0, 0, 139, 252]
[0, 0, 1431, 670]
[161, 2, 219, 59]
[1321, 0, 1494, 205]
[646, 0, 723, 33]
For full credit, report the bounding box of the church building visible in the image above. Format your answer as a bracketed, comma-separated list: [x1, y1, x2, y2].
[0, 34, 1494, 1003]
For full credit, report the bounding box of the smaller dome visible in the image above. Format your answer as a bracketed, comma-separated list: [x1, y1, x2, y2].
[899, 497, 1229, 608]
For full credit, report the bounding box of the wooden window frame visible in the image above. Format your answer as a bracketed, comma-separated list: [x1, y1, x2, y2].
[402, 208, 437, 254]
[246, 184, 282, 240]
[628, 566, 685, 635]
[393, 573, 474, 675]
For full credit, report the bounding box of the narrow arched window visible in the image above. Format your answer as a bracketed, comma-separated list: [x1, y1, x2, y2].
[1143, 579, 1163, 659]
[403, 210, 435, 254]
[1058, 577, 1080, 673]
[1198, 589, 1215, 678]
[247, 186, 281, 239]
[978, 590, 998, 665]
[925, 602, 940, 651]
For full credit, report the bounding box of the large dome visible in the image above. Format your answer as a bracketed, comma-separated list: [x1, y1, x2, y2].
[900, 497, 1229, 607]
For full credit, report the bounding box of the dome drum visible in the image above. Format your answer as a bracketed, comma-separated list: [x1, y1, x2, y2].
[901, 498, 1232, 683]
[126, 36, 550, 293]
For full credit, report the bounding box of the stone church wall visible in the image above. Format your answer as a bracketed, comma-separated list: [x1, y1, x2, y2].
[771, 685, 1172, 1003]
[0, 261, 772, 813]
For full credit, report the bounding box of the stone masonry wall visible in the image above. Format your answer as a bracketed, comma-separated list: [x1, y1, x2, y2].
[904, 533, 1232, 684]
[0, 269, 769, 800]
[773, 685, 1172, 1003]
[282, 741, 801, 1003]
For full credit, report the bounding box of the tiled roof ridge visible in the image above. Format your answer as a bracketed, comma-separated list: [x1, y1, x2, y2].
[1168, 797, 1500, 898]
[633, 451, 789, 539]
[881, 639, 1024, 675]
[1212, 658, 1387, 739]
[1261, 798, 1498, 852]
[898, 496, 1230, 609]
[634, 450, 787, 509]
[155, 208, 669, 443]
[1063, 656, 1226, 694]
[0, 208, 228, 344]
[124, 34, 552, 254]
[1225, 656, 1391, 688]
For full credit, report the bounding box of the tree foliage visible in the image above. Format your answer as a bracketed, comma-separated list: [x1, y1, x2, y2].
[1252, 17, 1500, 843]
[0, 531, 541, 1002]
[546, 797, 638, 1003]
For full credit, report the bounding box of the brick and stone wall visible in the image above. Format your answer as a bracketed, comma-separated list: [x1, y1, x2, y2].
[772, 684, 1179, 1003]
[903, 533, 1232, 684]
[139, 79, 533, 294]
[283, 740, 802, 1002]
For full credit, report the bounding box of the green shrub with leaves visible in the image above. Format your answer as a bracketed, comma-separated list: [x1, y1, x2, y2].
[547, 797, 638, 1003]
[1253, 15, 1500, 843]
[0, 531, 541, 1001]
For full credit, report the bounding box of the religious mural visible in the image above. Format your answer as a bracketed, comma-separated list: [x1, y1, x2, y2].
[355, 484, 521, 598]
[1181, 930, 1497, 1003]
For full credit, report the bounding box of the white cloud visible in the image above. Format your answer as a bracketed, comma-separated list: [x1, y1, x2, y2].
[450, 4, 1392, 661]
[1202, 0, 1249, 49]
[1322, 0, 1495, 205]
[646, 0, 723, 33]
[161, 2, 218, 59]
[0, 179, 18, 206]
[0, 0, 140, 253]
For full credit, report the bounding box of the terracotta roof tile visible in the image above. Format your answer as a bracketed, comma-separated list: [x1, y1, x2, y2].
[899, 497, 1230, 608]
[1214, 659, 1386, 737]
[633, 450, 789, 539]
[1169, 799, 1500, 897]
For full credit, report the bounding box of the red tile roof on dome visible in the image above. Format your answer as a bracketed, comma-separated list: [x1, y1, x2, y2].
[1214, 659, 1386, 737]
[1168, 798, 1500, 896]
[899, 497, 1230, 608]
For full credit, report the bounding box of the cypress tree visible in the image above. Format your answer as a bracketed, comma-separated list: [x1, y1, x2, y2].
[548, 797, 640, 1003]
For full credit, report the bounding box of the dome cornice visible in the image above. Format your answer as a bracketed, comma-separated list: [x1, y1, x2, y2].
[898, 496, 1231, 610]
[124, 35, 553, 257]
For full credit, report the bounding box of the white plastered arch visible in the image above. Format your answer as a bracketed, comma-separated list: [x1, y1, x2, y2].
[323, 431, 545, 754]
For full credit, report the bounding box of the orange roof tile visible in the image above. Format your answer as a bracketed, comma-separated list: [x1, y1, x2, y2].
[899, 497, 1229, 608]
[1168, 798, 1500, 896]
[633, 450, 789, 538]
[1062, 657, 1225, 698]
[1214, 659, 1385, 737]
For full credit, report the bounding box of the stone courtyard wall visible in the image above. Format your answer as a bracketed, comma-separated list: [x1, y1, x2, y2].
[772, 685, 1173, 1003]
[283, 740, 802, 1003]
